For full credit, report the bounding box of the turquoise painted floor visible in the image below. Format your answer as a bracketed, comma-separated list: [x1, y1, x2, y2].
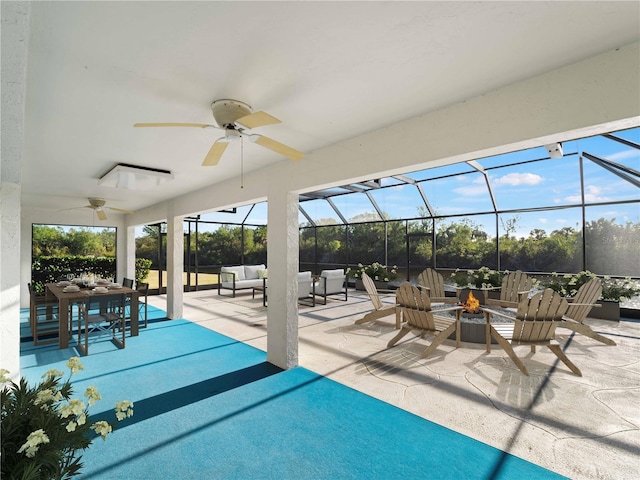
[18, 306, 564, 479]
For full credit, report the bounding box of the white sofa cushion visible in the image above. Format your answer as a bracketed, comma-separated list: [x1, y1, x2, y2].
[237, 279, 263, 288]
[316, 269, 346, 295]
[244, 264, 266, 280]
[298, 271, 313, 299]
[321, 269, 344, 278]
[221, 265, 245, 281]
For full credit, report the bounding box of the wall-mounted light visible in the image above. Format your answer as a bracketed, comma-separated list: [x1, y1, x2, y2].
[98, 163, 173, 190]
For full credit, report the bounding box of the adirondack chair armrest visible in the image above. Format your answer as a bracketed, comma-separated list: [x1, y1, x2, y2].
[566, 300, 601, 308]
[368, 292, 397, 302]
[431, 296, 458, 304]
[368, 292, 396, 298]
[482, 307, 515, 323]
[436, 305, 463, 314]
[483, 286, 502, 291]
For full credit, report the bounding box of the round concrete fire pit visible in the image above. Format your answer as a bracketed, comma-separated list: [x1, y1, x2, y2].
[445, 311, 514, 344]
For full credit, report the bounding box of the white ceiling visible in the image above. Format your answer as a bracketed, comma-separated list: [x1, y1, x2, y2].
[16, 1, 640, 215]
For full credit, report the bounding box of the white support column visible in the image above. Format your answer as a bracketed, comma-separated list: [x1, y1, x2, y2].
[125, 225, 136, 282]
[1, 1, 30, 378]
[166, 214, 184, 319]
[266, 189, 299, 369]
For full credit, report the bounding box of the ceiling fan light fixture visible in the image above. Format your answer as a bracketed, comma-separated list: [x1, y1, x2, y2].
[225, 129, 242, 141]
[98, 163, 174, 190]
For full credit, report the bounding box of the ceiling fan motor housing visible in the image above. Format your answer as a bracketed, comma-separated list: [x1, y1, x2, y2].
[211, 99, 252, 129]
[88, 197, 106, 208]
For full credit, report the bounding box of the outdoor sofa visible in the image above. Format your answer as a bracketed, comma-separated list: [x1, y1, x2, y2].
[218, 264, 267, 297]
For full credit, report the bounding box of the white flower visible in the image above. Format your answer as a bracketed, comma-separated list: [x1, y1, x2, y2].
[66, 357, 84, 375]
[84, 386, 101, 406]
[91, 421, 112, 440]
[41, 369, 64, 379]
[115, 400, 134, 421]
[17, 429, 50, 458]
[77, 413, 87, 426]
[60, 399, 85, 418]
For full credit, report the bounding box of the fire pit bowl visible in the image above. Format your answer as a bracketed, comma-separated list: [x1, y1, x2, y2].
[436, 289, 513, 344]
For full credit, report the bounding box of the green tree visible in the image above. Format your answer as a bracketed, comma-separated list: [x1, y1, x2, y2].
[585, 218, 640, 276]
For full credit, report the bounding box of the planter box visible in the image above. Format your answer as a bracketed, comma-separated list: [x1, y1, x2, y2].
[589, 300, 620, 321]
[354, 279, 389, 291]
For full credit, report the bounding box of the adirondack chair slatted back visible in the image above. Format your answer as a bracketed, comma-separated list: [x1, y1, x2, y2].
[417, 268, 445, 299]
[565, 278, 602, 324]
[361, 273, 383, 310]
[512, 289, 568, 344]
[396, 283, 435, 330]
[500, 270, 533, 304]
[356, 272, 399, 328]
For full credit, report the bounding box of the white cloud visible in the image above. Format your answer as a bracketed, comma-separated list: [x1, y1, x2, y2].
[608, 149, 640, 162]
[565, 184, 610, 202]
[493, 172, 543, 186]
[452, 184, 488, 196]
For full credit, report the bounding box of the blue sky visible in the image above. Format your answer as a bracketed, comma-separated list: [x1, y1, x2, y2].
[291, 127, 639, 239]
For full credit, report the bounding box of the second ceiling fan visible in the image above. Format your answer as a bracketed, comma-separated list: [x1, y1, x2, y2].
[134, 99, 304, 166]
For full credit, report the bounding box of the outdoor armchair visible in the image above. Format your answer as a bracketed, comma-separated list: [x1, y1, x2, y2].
[387, 282, 462, 358]
[136, 281, 150, 328]
[560, 277, 615, 345]
[314, 269, 348, 305]
[28, 282, 61, 346]
[298, 271, 316, 307]
[484, 270, 534, 308]
[417, 268, 458, 304]
[483, 288, 581, 376]
[76, 293, 126, 356]
[354, 272, 399, 328]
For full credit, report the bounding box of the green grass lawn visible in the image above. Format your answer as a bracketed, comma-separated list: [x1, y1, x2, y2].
[145, 270, 219, 290]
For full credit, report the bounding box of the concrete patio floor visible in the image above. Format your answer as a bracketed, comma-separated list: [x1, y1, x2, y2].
[147, 288, 640, 480]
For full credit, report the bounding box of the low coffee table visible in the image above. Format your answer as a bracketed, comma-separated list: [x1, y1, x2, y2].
[252, 279, 268, 306]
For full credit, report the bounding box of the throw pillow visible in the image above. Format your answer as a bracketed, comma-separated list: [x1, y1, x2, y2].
[258, 269, 268, 279]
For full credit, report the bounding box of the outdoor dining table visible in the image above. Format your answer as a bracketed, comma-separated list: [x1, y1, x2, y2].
[45, 283, 139, 349]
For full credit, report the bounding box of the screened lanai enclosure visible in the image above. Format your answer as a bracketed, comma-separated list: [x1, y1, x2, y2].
[136, 126, 639, 308]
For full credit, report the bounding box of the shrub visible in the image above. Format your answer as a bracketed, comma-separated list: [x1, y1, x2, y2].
[544, 270, 640, 302]
[450, 266, 503, 289]
[346, 262, 398, 281]
[135, 258, 152, 284]
[1, 358, 133, 479]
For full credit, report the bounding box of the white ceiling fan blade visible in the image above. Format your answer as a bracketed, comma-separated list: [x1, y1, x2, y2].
[236, 111, 281, 129]
[96, 209, 108, 221]
[108, 207, 135, 215]
[55, 206, 87, 213]
[250, 134, 304, 161]
[134, 122, 217, 129]
[202, 139, 230, 166]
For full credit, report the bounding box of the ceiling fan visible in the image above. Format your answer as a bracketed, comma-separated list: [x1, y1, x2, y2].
[81, 198, 134, 221]
[134, 99, 304, 166]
